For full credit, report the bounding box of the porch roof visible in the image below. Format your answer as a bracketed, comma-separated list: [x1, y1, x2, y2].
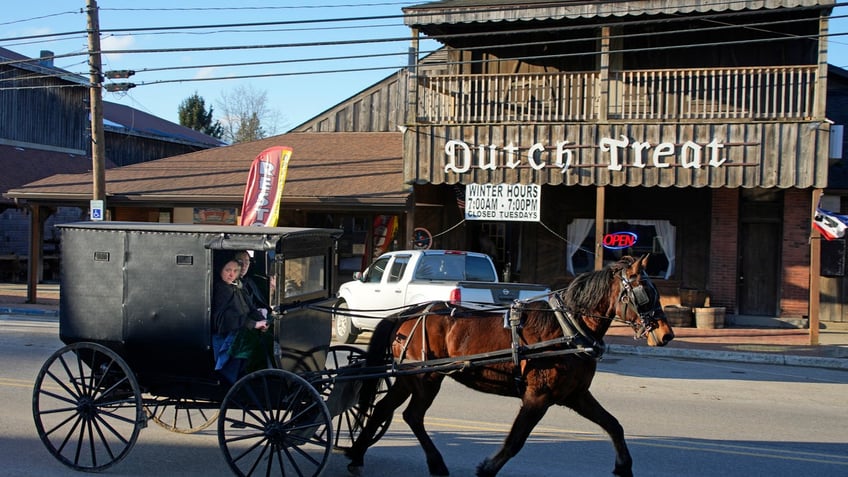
[404, 0, 835, 26]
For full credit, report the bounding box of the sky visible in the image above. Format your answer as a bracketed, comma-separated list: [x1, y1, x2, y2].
[2, 1, 847, 136]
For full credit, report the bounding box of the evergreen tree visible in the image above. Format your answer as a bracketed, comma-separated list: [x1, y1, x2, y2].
[178, 92, 224, 139]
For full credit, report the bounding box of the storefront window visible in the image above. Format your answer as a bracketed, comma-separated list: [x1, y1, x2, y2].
[567, 219, 675, 279]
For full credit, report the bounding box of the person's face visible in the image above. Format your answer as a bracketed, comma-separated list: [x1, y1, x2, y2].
[236, 254, 250, 277]
[220, 261, 241, 284]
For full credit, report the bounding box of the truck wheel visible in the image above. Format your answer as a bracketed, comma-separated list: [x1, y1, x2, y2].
[333, 300, 359, 344]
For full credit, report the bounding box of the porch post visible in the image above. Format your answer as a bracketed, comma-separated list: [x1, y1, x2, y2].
[594, 186, 605, 271]
[809, 188, 822, 345]
[598, 26, 609, 121]
[26, 205, 42, 303]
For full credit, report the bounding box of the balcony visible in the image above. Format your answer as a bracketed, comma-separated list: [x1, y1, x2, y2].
[416, 65, 818, 124]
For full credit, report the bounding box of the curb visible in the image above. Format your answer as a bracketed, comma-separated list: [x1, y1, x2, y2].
[606, 343, 848, 371]
[0, 307, 59, 318]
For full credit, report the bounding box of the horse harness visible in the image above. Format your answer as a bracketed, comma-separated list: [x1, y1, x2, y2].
[615, 269, 664, 340]
[391, 274, 661, 394]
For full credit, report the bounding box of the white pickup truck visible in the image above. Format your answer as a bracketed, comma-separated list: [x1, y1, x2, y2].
[332, 249, 550, 343]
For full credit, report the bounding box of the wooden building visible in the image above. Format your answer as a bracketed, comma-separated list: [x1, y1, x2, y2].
[394, 0, 840, 325]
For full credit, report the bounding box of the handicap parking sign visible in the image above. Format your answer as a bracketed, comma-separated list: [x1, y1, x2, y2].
[90, 200, 104, 221]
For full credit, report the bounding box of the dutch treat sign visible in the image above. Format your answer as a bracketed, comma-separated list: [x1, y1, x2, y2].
[464, 183, 541, 222]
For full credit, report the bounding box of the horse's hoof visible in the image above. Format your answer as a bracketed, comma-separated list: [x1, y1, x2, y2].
[428, 461, 450, 476]
[347, 463, 364, 476]
[476, 460, 496, 477]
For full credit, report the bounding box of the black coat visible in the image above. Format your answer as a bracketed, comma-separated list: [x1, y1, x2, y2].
[212, 280, 262, 336]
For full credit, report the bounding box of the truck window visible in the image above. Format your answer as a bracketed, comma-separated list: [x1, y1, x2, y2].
[366, 256, 390, 283]
[388, 256, 409, 283]
[466, 256, 497, 282]
[415, 254, 466, 281]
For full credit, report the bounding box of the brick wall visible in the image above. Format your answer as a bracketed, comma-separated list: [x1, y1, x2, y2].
[708, 189, 739, 311]
[0, 207, 85, 255]
[780, 189, 812, 318]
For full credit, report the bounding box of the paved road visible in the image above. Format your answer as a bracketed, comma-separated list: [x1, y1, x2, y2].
[3, 314, 847, 476]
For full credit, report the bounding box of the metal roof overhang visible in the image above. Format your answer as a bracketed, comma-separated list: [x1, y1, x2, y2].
[403, 0, 835, 26]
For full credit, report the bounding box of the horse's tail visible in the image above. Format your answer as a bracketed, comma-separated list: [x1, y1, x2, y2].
[356, 317, 397, 411]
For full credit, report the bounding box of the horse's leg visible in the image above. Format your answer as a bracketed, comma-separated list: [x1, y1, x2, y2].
[402, 374, 451, 476]
[567, 390, 633, 477]
[345, 381, 412, 474]
[476, 398, 549, 477]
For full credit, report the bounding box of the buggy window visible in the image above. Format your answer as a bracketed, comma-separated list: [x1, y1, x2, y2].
[283, 255, 326, 299]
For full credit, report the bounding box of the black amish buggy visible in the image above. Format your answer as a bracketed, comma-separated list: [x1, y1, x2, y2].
[31, 222, 386, 476]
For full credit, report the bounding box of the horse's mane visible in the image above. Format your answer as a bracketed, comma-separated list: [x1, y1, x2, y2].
[562, 256, 635, 313]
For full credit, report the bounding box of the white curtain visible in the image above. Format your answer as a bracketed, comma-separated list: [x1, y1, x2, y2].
[566, 218, 676, 279]
[566, 218, 594, 275]
[625, 219, 676, 279]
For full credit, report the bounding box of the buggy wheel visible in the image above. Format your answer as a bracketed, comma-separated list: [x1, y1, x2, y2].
[324, 345, 393, 449]
[147, 397, 218, 434]
[32, 342, 144, 472]
[219, 369, 332, 477]
[332, 300, 359, 344]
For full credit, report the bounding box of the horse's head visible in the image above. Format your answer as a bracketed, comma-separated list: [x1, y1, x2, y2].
[615, 255, 674, 347]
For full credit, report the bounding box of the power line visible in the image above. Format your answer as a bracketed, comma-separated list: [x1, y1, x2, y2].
[1, 0, 835, 43]
[0, 9, 82, 28]
[3, 7, 838, 68]
[0, 3, 842, 91]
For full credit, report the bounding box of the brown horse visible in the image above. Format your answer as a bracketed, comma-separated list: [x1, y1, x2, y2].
[345, 255, 674, 477]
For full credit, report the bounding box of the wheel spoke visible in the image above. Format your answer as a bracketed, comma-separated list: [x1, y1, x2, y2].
[219, 369, 331, 477]
[33, 343, 143, 472]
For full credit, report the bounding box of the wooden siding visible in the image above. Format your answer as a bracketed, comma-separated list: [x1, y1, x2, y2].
[405, 121, 830, 188]
[0, 66, 88, 151]
[104, 132, 208, 167]
[292, 71, 408, 133]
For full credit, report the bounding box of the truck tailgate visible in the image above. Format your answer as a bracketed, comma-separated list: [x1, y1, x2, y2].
[459, 281, 550, 305]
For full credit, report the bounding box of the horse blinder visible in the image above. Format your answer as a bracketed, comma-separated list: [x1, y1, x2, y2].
[619, 272, 661, 339]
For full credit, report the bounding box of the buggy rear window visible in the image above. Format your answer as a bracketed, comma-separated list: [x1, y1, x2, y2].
[282, 255, 328, 302]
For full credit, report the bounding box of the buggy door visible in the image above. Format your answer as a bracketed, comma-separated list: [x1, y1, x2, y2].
[124, 231, 211, 379]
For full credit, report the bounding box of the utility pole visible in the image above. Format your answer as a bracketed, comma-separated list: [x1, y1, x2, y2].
[86, 0, 106, 210]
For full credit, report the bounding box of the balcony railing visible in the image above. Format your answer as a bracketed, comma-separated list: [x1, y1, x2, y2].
[416, 66, 817, 123]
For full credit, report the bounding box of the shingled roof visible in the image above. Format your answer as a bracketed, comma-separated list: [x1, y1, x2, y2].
[5, 131, 407, 210]
[0, 144, 118, 207]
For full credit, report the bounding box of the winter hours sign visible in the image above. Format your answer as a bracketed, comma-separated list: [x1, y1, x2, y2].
[465, 183, 541, 222]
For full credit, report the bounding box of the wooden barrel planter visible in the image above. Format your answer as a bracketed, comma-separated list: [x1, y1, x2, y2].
[695, 307, 726, 329]
[663, 305, 693, 327]
[678, 288, 707, 308]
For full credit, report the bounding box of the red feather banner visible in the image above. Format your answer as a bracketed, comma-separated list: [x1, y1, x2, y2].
[239, 146, 291, 227]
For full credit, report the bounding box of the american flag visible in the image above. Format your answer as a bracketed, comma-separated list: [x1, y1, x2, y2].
[453, 184, 466, 210]
[814, 207, 848, 240]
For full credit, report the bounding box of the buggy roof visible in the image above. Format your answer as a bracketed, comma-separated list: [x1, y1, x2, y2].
[57, 221, 343, 251]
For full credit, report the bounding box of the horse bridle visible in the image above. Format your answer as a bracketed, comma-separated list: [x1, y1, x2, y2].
[616, 269, 663, 339]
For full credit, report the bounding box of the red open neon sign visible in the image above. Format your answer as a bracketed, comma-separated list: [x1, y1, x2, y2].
[603, 231, 638, 249]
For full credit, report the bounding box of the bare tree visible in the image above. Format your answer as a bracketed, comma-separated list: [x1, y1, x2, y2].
[217, 85, 282, 143]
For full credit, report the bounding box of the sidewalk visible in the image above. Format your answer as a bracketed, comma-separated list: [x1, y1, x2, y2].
[604, 322, 848, 370]
[2, 282, 847, 370]
[0, 282, 59, 317]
